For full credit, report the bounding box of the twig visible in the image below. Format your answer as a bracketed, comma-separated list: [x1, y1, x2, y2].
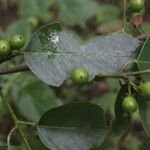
[0, 65, 30, 75]
[123, 0, 127, 31]
[18, 120, 37, 127]
[7, 126, 18, 150]
[0, 65, 150, 80]
[0, 91, 32, 150]
[137, 34, 150, 40]
[0, 52, 22, 64]
[95, 69, 150, 80]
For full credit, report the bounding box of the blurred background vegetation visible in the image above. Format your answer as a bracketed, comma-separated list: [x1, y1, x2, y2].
[0, 0, 150, 149]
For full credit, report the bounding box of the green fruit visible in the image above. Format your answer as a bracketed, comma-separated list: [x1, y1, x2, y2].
[122, 96, 138, 113]
[140, 82, 150, 100]
[27, 16, 38, 27]
[10, 34, 25, 49]
[71, 67, 89, 85]
[0, 40, 11, 57]
[130, 0, 145, 12]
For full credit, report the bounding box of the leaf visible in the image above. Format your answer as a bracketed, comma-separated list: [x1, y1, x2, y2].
[3, 19, 31, 48]
[114, 84, 128, 119]
[113, 84, 129, 136]
[96, 4, 119, 24]
[142, 23, 150, 33]
[19, 0, 39, 17]
[19, 0, 54, 20]
[57, 0, 99, 25]
[90, 138, 113, 150]
[38, 103, 106, 150]
[24, 23, 139, 87]
[139, 98, 150, 137]
[30, 138, 49, 150]
[137, 38, 150, 81]
[11, 74, 62, 123]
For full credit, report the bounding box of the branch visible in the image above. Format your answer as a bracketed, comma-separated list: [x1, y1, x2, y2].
[0, 91, 32, 150]
[7, 126, 18, 149]
[123, 0, 127, 31]
[0, 65, 149, 79]
[0, 65, 30, 75]
[0, 52, 22, 64]
[137, 34, 150, 40]
[95, 69, 150, 80]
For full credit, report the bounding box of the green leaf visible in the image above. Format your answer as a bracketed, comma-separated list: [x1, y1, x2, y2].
[30, 138, 49, 150]
[113, 84, 129, 136]
[38, 103, 106, 150]
[24, 23, 139, 87]
[142, 23, 150, 33]
[19, 0, 54, 20]
[96, 4, 119, 24]
[58, 0, 99, 25]
[114, 84, 128, 119]
[139, 99, 150, 137]
[12, 74, 62, 123]
[3, 19, 31, 48]
[137, 39, 150, 81]
[90, 138, 113, 150]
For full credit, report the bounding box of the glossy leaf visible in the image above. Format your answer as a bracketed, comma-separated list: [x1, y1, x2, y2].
[137, 39, 150, 81]
[113, 84, 129, 136]
[90, 138, 113, 150]
[139, 98, 150, 137]
[38, 103, 106, 150]
[114, 84, 128, 119]
[24, 23, 139, 87]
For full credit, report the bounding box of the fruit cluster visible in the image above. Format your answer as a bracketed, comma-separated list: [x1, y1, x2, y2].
[70, 67, 150, 114]
[0, 34, 25, 57]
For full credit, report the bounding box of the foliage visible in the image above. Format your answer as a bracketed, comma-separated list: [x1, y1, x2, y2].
[0, 0, 150, 149]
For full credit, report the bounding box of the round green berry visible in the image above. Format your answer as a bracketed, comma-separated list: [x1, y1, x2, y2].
[27, 16, 38, 27]
[10, 34, 25, 49]
[0, 40, 11, 57]
[122, 96, 138, 113]
[140, 82, 150, 101]
[71, 67, 89, 85]
[130, 0, 145, 12]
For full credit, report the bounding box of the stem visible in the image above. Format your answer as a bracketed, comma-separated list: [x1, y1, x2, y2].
[137, 34, 150, 40]
[0, 52, 22, 64]
[129, 81, 140, 90]
[18, 120, 37, 127]
[125, 69, 150, 76]
[0, 91, 32, 150]
[128, 84, 132, 95]
[7, 126, 18, 150]
[18, 127, 32, 150]
[0, 91, 18, 123]
[0, 65, 149, 80]
[123, 0, 127, 31]
[121, 60, 137, 72]
[95, 69, 150, 80]
[0, 65, 30, 75]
